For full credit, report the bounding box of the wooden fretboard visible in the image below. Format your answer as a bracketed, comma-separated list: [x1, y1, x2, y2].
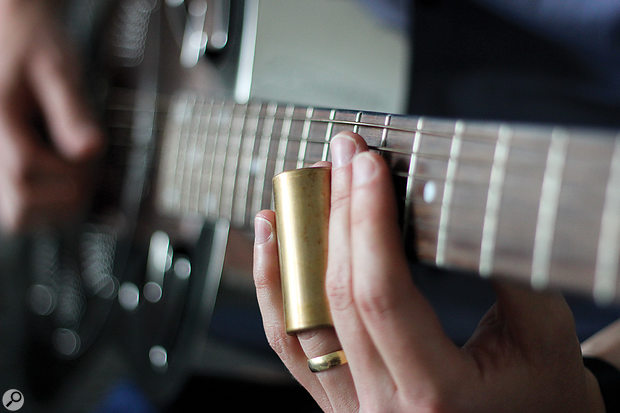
[154, 92, 620, 304]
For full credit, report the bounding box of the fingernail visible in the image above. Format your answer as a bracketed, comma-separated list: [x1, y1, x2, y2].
[331, 134, 357, 168]
[254, 216, 273, 244]
[352, 152, 377, 186]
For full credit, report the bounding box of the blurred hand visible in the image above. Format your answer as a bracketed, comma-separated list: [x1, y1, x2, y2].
[253, 132, 605, 412]
[0, 0, 104, 233]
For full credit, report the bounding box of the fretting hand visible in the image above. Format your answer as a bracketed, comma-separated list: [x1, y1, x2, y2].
[253, 132, 605, 412]
[0, 0, 104, 233]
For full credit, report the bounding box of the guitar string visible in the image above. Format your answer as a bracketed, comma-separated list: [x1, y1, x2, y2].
[104, 104, 545, 147]
[103, 89, 617, 163]
[103, 90, 563, 150]
[101, 93, 612, 206]
[104, 115, 573, 168]
[105, 104, 616, 174]
[102, 120, 603, 199]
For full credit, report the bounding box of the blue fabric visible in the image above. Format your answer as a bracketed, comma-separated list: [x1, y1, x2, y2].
[92, 381, 158, 413]
[365, 0, 620, 93]
[472, 0, 620, 91]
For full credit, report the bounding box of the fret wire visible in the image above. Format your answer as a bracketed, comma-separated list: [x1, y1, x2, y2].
[188, 97, 208, 213]
[179, 95, 196, 214]
[296, 107, 314, 169]
[158, 95, 182, 211]
[252, 103, 278, 216]
[321, 109, 336, 161]
[174, 95, 195, 211]
[479, 124, 512, 276]
[403, 117, 424, 241]
[531, 128, 569, 290]
[197, 99, 215, 214]
[380, 114, 391, 150]
[222, 104, 248, 220]
[593, 137, 620, 305]
[353, 112, 363, 134]
[435, 120, 464, 267]
[206, 101, 228, 216]
[236, 103, 262, 225]
[275, 105, 295, 177]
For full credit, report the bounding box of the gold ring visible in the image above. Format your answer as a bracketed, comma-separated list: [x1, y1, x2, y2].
[307, 349, 348, 373]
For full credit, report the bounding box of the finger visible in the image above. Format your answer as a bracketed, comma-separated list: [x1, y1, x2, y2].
[296, 327, 359, 413]
[349, 152, 465, 396]
[28, 36, 104, 161]
[296, 158, 359, 411]
[252, 211, 331, 411]
[325, 132, 394, 404]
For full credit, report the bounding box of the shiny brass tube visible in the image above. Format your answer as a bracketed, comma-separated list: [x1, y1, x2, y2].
[273, 167, 333, 334]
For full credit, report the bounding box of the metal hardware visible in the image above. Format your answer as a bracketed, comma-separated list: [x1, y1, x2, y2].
[206, 0, 230, 51]
[145, 231, 172, 303]
[180, 0, 230, 67]
[273, 167, 333, 334]
[149, 345, 169, 371]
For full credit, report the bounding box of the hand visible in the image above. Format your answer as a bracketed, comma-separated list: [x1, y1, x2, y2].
[0, 0, 104, 233]
[253, 132, 605, 412]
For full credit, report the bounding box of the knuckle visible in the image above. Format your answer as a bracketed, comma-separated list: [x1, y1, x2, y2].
[325, 266, 353, 312]
[264, 323, 290, 359]
[330, 186, 351, 212]
[252, 268, 271, 291]
[350, 193, 382, 228]
[355, 277, 397, 320]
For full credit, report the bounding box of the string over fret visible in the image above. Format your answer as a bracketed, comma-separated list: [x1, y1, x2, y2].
[403, 117, 424, 242]
[593, 137, 620, 304]
[479, 125, 512, 276]
[436, 120, 464, 266]
[321, 109, 336, 162]
[531, 128, 568, 290]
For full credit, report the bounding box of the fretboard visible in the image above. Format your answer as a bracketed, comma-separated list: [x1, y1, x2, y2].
[154, 92, 620, 304]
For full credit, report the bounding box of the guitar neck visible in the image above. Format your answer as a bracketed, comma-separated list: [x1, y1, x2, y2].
[154, 93, 620, 304]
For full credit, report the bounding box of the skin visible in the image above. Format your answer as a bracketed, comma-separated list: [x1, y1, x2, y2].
[0, 0, 104, 233]
[253, 132, 606, 412]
